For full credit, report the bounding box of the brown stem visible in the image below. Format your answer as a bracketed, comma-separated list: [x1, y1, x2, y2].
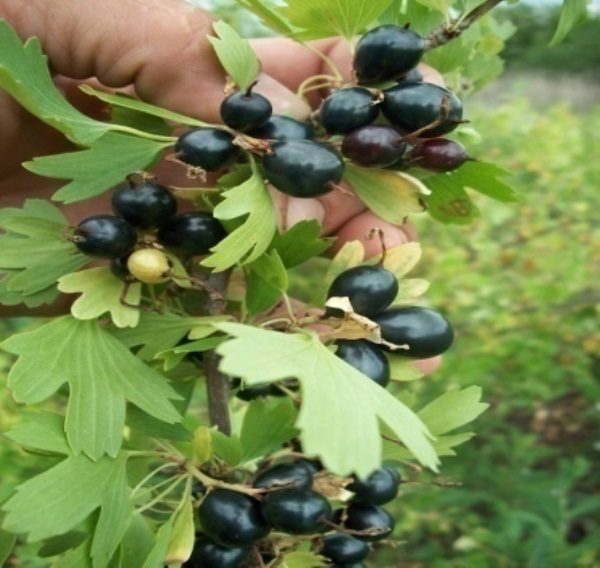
[425, 0, 505, 50]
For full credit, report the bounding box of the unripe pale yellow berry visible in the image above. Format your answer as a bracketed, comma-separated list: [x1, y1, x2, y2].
[126, 249, 171, 284]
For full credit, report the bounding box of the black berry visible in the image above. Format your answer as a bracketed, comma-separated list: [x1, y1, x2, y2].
[382, 82, 463, 138]
[249, 115, 315, 141]
[335, 340, 390, 388]
[412, 138, 470, 172]
[198, 489, 269, 547]
[342, 125, 407, 168]
[184, 535, 249, 568]
[175, 128, 240, 171]
[327, 266, 398, 316]
[348, 467, 400, 505]
[398, 66, 424, 83]
[373, 306, 454, 358]
[220, 90, 273, 132]
[262, 489, 332, 534]
[263, 140, 345, 198]
[73, 215, 137, 259]
[109, 256, 132, 281]
[341, 503, 395, 542]
[321, 533, 370, 564]
[157, 212, 226, 256]
[320, 88, 380, 135]
[354, 25, 425, 84]
[253, 462, 313, 491]
[111, 181, 176, 229]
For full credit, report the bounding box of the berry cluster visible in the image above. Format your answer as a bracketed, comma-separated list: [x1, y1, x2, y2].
[185, 459, 402, 568]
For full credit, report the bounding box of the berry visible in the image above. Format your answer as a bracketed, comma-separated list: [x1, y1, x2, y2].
[348, 467, 400, 505]
[231, 378, 285, 401]
[73, 215, 137, 259]
[342, 125, 407, 168]
[354, 25, 425, 84]
[331, 564, 365, 568]
[327, 266, 398, 316]
[373, 306, 454, 358]
[253, 462, 313, 491]
[111, 181, 176, 229]
[198, 489, 269, 547]
[175, 128, 240, 171]
[126, 248, 171, 284]
[109, 256, 132, 281]
[249, 115, 315, 141]
[341, 503, 395, 542]
[382, 82, 463, 138]
[263, 140, 345, 198]
[412, 138, 470, 172]
[320, 88, 379, 135]
[321, 533, 370, 564]
[398, 66, 423, 83]
[157, 212, 226, 256]
[184, 535, 249, 568]
[335, 340, 390, 388]
[220, 90, 273, 132]
[262, 489, 332, 534]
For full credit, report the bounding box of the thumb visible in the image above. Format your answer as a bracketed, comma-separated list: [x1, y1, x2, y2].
[0, 0, 309, 123]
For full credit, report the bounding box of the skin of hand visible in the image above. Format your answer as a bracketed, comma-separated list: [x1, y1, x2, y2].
[0, 0, 442, 373]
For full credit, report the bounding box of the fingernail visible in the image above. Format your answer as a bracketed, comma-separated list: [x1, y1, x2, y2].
[286, 197, 326, 230]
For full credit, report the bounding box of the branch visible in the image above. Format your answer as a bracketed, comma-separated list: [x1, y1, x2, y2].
[425, 0, 505, 50]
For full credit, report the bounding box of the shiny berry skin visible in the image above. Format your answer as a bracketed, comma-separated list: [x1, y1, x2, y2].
[175, 128, 240, 171]
[335, 340, 390, 388]
[348, 467, 400, 505]
[109, 256, 132, 281]
[321, 533, 370, 564]
[111, 181, 176, 229]
[341, 504, 395, 542]
[184, 535, 249, 568]
[249, 115, 315, 141]
[320, 88, 379, 135]
[157, 212, 226, 256]
[342, 125, 407, 168]
[254, 462, 313, 491]
[220, 90, 273, 132]
[354, 25, 425, 84]
[382, 82, 463, 138]
[263, 140, 345, 198]
[328, 266, 399, 316]
[126, 248, 171, 284]
[73, 215, 137, 259]
[262, 489, 332, 534]
[373, 306, 454, 358]
[412, 138, 470, 172]
[198, 489, 269, 547]
[398, 66, 424, 83]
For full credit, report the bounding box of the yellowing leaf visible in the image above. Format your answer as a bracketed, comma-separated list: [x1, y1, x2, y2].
[382, 243, 422, 278]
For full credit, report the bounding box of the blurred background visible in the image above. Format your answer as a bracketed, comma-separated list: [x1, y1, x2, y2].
[1, 1, 599, 566]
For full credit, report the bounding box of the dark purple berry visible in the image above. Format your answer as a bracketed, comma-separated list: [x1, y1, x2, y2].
[111, 181, 177, 229]
[412, 138, 470, 172]
[249, 115, 314, 141]
[348, 467, 401, 505]
[321, 533, 370, 564]
[341, 503, 395, 542]
[342, 125, 407, 168]
[262, 489, 332, 534]
[253, 462, 313, 491]
[157, 212, 226, 256]
[398, 66, 423, 83]
[335, 340, 390, 388]
[109, 256, 132, 281]
[175, 128, 240, 171]
[73, 215, 137, 259]
[320, 87, 379, 134]
[220, 90, 273, 132]
[184, 535, 249, 568]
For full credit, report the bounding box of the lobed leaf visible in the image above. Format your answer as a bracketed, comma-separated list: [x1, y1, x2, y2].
[551, 0, 588, 45]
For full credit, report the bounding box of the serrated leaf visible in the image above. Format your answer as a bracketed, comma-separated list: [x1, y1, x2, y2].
[270, 220, 333, 268]
[237, 0, 296, 35]
[383, 432, 475, 461]
[0, 528, 16, 565]
[394, 278, 430, 303]
[387, 356, 424, 382]
[211, 431, 244, 467]
[382, 242, 422, 278]
[280, 0, 392, 39]
[551, 0, 587, 45]
[202, 162, 276, 272]
[2, 317, 182, 460]
[423, 172, 479, 225]
[157, 336, 226, 372]
[58, 267, 142, 328]
[217, 324, 438, 476]
[2, 454, 127, 542]
[4, 411, 71, 455]
[38, 531, 88, 558]
[281, 550, 328, 568]
[246, 250, 288, 316]
[127, 407, 192, 442]
[111, 105, 171, 137]
[208, 21, 261, 90]
[24, 132, 171, 203]
[414, 0, 452, 14]
[345, 164, 427, 225]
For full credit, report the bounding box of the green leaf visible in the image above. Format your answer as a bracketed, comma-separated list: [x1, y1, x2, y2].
[345, 164, 427, 225]
[193, 427, 213, 465]
[394, 278, 430, 304]
[550, 0, 587, 45]
[280, 0, 392, 39]
[383, 432, 475, 461]
[270, 220, 333, 268]
[111, 105, 171, 137]
[143, 517, 174, 568]
[157, 336, 226, 372]
[211, 431, 244, 467]
[387, 356, 424, 382]
[54, 540, 93, 568]
[414, 0, 452, 15]
[4, 411, 71, 455]
[166, 495, 194, 566]
[208, 21, 261, 90]
[217, 324, 438, 476]
[38, 531, 88, 558]
[236, 0, 296, 35]
[127, 407, 192, 442]
[245, 250, 288, 315]
[80, 85, 207, 128]
[2, 317, 182, 460]
[2, 454, 127, 542]
[240, 398, 298, 463]
[202, 161, 277, 272]
[282, 550, 327, 568]
[116, 515, 156, 568]
[0, 528, 16, 565]
[58, 267, 142, 328]
[24, 133, 171, 203]
[447, 161, 518, 202]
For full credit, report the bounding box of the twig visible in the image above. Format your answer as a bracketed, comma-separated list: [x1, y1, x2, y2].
[425, 0, 505, 50]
